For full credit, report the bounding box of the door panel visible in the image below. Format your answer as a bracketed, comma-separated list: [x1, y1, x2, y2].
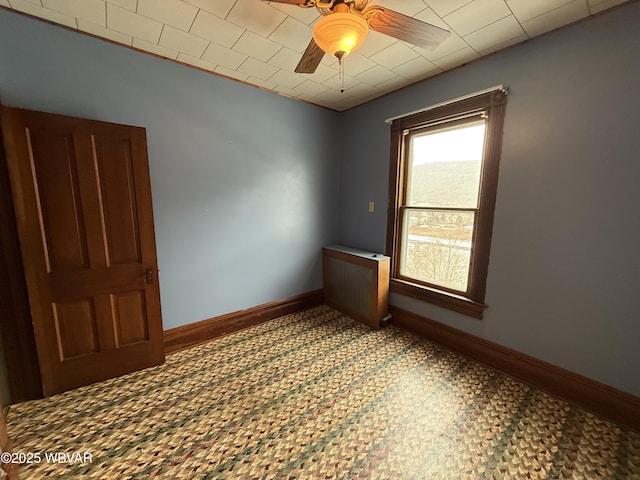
[94, 134, 142, 266]
[29, 130, 89, 271]
[53, 298, 99, 360]
[1, 106, 165, 395]
[111, 290, 149, 347]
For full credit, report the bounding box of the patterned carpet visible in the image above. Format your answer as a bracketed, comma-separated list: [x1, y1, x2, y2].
[5, 306, 640, 479]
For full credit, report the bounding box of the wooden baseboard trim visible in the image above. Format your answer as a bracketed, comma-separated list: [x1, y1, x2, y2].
[163, 289, 324, 354]
[389, 305, 640, 432]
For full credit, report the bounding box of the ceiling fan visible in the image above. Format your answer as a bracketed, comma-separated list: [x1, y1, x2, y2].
[266, 0, 451, 74]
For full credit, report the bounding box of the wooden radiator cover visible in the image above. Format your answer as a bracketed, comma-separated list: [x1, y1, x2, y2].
[322, 245, 390, 330]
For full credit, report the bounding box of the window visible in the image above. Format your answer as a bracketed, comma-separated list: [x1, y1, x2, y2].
[386, 88, 507, 318]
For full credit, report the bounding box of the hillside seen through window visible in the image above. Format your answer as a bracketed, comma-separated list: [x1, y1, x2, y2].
[400, 121, 485, 292]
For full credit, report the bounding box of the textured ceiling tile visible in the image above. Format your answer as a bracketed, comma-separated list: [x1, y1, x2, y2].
[464, 15, 525, 52]
[377, 75, 413, 92]
[137, 0, 198, 31]
[215, 65, 250, 82]
[320, 54, 339, 69]
[268, 16, 312, 54]
[297, 62, 338, 84]
[316, 96, 355, 111]
[42, 0, 105, 26]
[445, 0, 512, 36]
[521, 0, 589, 36]
[334, 96, 367, 111]
[311, 85, 351, 101]
[376, 0, 432, 16]
[177, 52, 216, 71]
[292, 91, 317, 103]
[588, 0, 628, 14]
[183, 0, 236, 18]
[431, 45, 481, 69]
[233, 30, 281, 62]
[269, 46, 303, 70]
[414, 6, 452, 30]
[190, 10, 244, 48]
[160, 25, 209, 58]
[107, 3, 162, 42]
[227, 0, 287, 37]
[507, 0, 575, 22]
[355, 65, 397, 86]
[321, 73, 357, 92]
[477, 32, 528, 55]
[266, 2, 320, 25]
[294, 79, 330, 96]
[4, 0, 632, 111]
[246, 76, 277, 90]
[237, 57, 279, 80]
[339, 52, 377, 77]
[268, 69, 305, 89]
[393, 55, 441, 80]
[77, 18, 132, 44]
[335, 80, 382, 99]
[105, 0, 136, 11]
[415, 32, 469, 61]
[354, 29, 398, 57]
[370, 42, 420, 70]
[132, 37, 179, 59]
[201, 43, 247, 69]
[426, 0, 474, 17]
[106, 0, 138, 12]
[404, 66, 442, 83]
[10, 0, 78, 28]
[269, 85, 298, 99]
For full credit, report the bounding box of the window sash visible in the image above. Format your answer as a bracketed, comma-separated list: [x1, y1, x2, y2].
[404, 119, 485, 210]
[386, 87, 508, 319]
[398, 206, 477, 296]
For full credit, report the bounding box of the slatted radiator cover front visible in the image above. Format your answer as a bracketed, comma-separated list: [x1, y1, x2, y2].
[322, 245, 390, 330]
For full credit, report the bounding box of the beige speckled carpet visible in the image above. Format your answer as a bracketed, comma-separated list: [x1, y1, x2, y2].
[6, 305, 640, 479]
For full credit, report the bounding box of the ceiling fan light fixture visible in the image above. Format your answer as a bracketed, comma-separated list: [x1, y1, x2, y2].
[312, 12, 369, 59]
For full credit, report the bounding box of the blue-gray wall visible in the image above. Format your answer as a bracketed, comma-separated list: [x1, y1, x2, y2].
[340, 2, 640, 397]
[0, 8, 341, 330]
[1, 2, 639, 400]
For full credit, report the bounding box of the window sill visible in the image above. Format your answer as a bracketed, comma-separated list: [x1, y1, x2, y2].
[390, 278, 486, 319]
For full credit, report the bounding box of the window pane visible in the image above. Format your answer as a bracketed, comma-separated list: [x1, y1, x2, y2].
[407, 121, 485, 208]
[400, 209, 474, 292]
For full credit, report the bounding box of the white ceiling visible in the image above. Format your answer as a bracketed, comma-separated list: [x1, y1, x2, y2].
[0, 0, 631, 111]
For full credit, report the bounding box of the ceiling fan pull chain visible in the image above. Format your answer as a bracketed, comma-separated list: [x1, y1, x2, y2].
[340, 57, 345, 93]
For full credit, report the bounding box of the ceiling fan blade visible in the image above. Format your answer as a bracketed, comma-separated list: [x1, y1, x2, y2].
[365, 7, 450, 51]
[295, 39, 325, 74]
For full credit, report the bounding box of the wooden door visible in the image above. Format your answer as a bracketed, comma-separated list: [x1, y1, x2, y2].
[0, 132, 42, 403]
[0, 107, 164, 396]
